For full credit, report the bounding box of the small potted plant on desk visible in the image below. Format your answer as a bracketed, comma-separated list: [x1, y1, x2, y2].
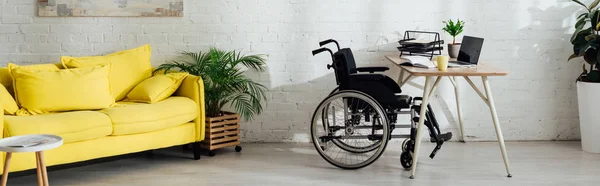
[156, 48, 268, 156]
[442, 19, 465, 58]
[569, 0, 600, 153]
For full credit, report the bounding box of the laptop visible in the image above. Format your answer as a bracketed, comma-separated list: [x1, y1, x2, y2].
[448, 36, 484, 68]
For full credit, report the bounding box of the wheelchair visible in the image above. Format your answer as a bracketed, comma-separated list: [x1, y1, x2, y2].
[310, 39, 453, 170]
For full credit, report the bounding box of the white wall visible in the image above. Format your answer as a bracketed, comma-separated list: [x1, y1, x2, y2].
[0, 0, 583, 142]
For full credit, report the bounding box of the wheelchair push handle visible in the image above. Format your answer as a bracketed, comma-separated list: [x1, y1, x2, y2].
[312, 48, 335, 70]
[312, 48, 333, 57]
[319, 39, 340, 51]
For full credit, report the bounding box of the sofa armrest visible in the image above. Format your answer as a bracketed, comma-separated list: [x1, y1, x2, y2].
[0, 107, 3, 139]
[174, 75, 206, 142]
[0, 105, 4, 174]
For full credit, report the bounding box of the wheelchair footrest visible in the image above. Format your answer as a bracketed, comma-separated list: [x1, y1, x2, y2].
[429, 144, 442, 159]
[430, 132, 453, 143]
[429, 132, 452, 159]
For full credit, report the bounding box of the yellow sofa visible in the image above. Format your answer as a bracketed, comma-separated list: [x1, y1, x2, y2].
[0, 66, 206, 173]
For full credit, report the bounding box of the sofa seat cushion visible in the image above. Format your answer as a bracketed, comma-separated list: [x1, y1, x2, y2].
[4, 111, 113, 144]
[101, 96, 198, 136]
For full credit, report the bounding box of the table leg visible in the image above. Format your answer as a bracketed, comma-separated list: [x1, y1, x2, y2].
[36, 152, 44, 186]
[481, 76, 512, 178]
[452, 76, 466, 142]
[398, 68, 405, 85]
[1, 152, 11, 186]
[37, 152, 49, 186]
[409, 76, 433, 179]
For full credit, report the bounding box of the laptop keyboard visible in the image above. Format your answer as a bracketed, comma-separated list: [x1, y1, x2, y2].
[450, 61, 472, 65]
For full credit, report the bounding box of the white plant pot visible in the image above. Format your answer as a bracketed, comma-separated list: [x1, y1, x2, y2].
[577, 81, 600, 153]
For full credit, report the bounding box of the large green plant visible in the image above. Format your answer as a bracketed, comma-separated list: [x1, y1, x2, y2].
[569, 0, 600, 82]
[155, 48, 268, 121]
[442, 19, 465, 44]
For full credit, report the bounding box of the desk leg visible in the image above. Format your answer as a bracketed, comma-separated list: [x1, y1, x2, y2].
[398, 68, 405, 85]
[482, 76, 512, 178]
[452, 76, 466, 142]
[409, 76, 434, 179]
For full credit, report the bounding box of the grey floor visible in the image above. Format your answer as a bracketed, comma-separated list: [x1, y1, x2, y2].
[7, 142, 600, 186]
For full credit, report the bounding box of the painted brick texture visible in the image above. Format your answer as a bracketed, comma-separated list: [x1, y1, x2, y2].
[0, 0, 581, 142]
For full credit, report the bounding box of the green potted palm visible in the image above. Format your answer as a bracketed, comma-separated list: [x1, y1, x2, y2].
[156, 48, 268, 155]
[569, 0, 600, 153]
[442, 19, 465, 58]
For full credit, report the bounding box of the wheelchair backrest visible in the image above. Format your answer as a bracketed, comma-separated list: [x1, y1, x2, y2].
[332, 48, 356, 89]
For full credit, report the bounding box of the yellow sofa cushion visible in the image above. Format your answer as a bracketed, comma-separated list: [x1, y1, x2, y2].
[126, 72, 189, 103]
[61, 45, 153, 101]
[0, 84, 18, 115]
[8, 63, 113, 115]
[4, 111, 113, 144]
[101, 96, 198, 135]
[0, 64, 62, 95]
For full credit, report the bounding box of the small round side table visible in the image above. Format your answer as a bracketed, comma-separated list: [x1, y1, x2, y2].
[0, 134, 63, 186]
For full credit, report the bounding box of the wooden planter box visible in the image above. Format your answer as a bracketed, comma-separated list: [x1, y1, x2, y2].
[201, 112, 242, 156]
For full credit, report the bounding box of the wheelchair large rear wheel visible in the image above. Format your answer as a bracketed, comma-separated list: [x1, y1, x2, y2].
[311, 90, 389, 169]
[322, 88, 382, 153]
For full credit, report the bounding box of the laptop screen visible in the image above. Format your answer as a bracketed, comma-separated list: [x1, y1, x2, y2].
[456, 36, 484, 64]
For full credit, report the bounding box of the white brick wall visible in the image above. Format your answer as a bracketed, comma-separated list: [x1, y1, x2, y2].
[0, 0, 582, 142]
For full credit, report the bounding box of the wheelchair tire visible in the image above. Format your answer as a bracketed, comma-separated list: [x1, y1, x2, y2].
[311, 90, 389, 170]
[323, 87, 381, 154]
[400, 151, 413, 170]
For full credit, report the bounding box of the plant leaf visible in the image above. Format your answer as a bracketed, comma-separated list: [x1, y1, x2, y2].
[591, 0, 600, 10]
[592, 10, 600, 30]
[572, 0, 590, 11]
[587, 70, 600, 81]
[569, 53, 582, 61]
[579, 12, 590, 19]
[586, 34, 598, 41]
[576, 16, 588, 29]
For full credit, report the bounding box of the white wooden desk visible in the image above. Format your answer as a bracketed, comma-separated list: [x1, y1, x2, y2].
[385, 55, 511, 179]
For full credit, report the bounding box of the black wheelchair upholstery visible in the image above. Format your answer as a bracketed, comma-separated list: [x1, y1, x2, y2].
[324, 43, 409, 109]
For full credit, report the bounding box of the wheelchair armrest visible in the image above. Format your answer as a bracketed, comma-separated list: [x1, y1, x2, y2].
[349, 74, 386, 81]
[356, 67, 390, 73]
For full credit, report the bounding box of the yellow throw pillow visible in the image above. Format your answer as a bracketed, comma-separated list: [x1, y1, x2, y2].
[126, 72, 189, 103]
[61, 44, 152, 101]
[1, 63, 62, 95]
[0, 84, 18, 115]
[8, 63, 114, 115]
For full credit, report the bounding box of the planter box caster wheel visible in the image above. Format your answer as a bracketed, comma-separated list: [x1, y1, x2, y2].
[235, 146, 242, 152]
[208, 151, 216, 157]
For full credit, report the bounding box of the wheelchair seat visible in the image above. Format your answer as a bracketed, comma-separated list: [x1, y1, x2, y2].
[395, 94, 412, 109]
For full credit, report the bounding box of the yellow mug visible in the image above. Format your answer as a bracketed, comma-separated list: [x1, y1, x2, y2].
[437, 56, 450, 71]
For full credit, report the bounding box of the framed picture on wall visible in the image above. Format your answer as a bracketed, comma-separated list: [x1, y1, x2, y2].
[38, 0, 184, 17]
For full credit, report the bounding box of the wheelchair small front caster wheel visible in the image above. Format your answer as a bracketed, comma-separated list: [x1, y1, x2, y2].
[401, 139, 409, 152]
[208, 151, 216, 157]
[235, 145, 242, 152]
[400, 152, 413, 170]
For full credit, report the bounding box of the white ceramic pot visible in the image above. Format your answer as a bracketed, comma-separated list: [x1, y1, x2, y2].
[577, 81, 600, 153]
